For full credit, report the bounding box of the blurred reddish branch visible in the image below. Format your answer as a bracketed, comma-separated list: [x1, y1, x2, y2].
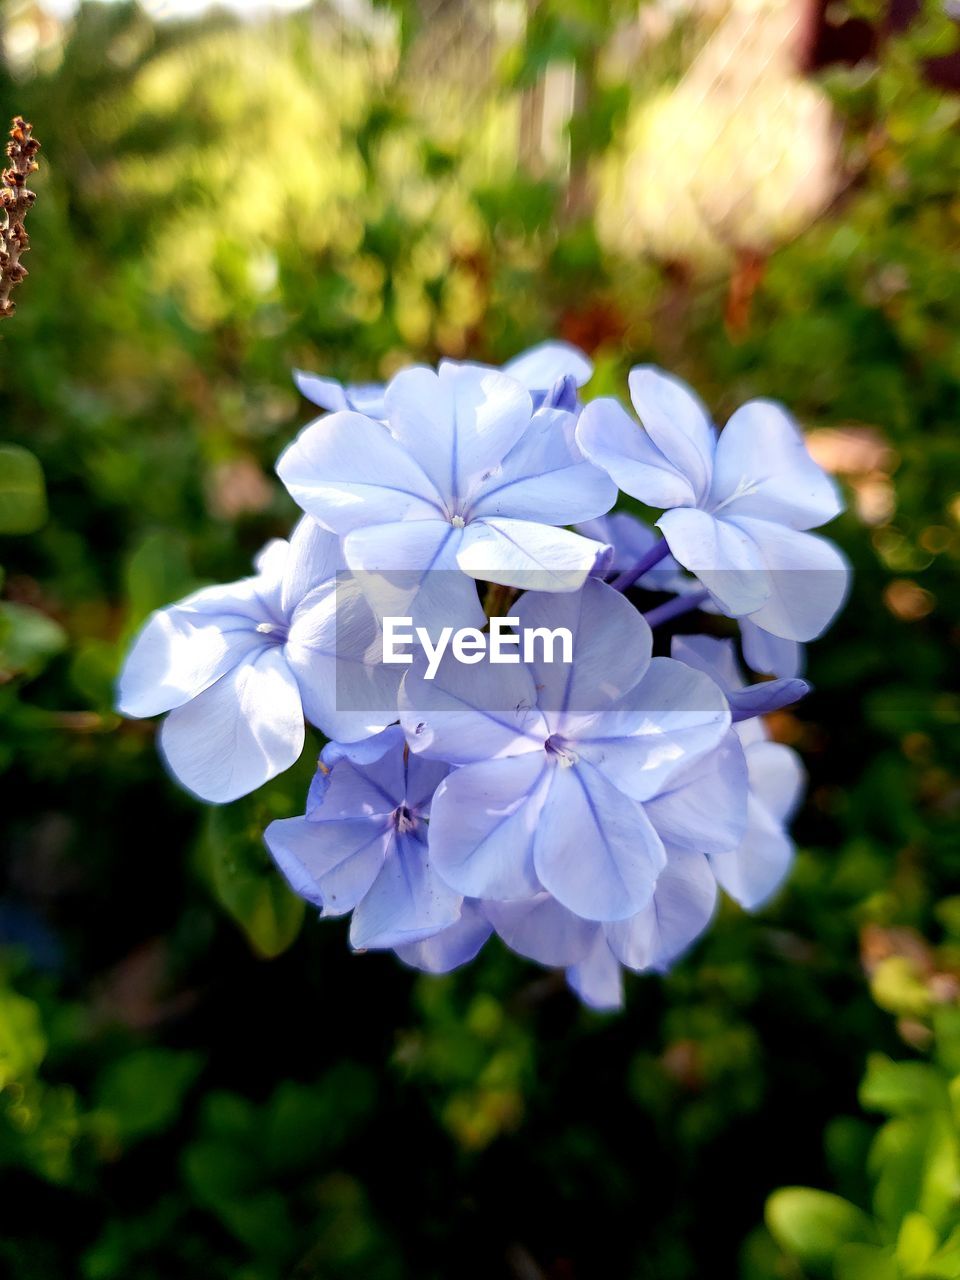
[0, 116, 40, 320]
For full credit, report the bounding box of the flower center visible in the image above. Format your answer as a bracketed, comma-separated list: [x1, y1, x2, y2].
[544, 734, 579, 768]
[393, 804, 418, 834]
[255, 620, 288, 643]
[450, 514, 466, 528]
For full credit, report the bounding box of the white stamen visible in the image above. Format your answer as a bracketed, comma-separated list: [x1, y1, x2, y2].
[711, 476, 759, 515]
[451, 514, 466, 528]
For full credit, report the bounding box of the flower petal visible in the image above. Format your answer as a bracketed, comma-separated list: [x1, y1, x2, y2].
[670, 634, 808, 721]
[576, 396, 698, 509]
[276, 411, 443, 533]
[285, 576, 403, 743]
[671, 634, 744, 691]
[656, 507, 771, 616]
[117, 604, 264, 719]
[399, 646, 546, 764]
[427, 754, 549, 900]
[724, 517, 851, 641]
[343, 519, 485, 637]
[404, 753, 453, 814]
[384, 364, 532, 504]
[503, 340, 593, 390]
[469, 408, 616, 524]
[628, 366, 716, 503]
[710, 400, 843, 530]
[293, 370, 351, 412]
[349, 830, 463, 951]
[457, 517, 608, 592]
[740, 619, 805, 679]
[605, 848, 717, 972]
[264, 815, 390, 914]
[279, 516, 343, 616]
[159, 647, 304, 803]
[533, 760, 665, 922]
[576, 656, 730, 802]
[710, 740, 803, 909]
[314, 741, 405, 821]
[293, 370, 387, 418]
[320, 724, 405, 772]
[513, 578, 652, 730]
[486, 892, 596, 966]
[644, 731, 748, 856]
[306, 729, 406, 820]
[566, 934, 624, 1010]
[711, 796, 795, 912]
[394, 900, 492, 973]
[746, 739, 805, 825]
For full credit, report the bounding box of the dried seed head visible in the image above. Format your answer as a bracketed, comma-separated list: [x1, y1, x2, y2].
[1, 115, 40, 319]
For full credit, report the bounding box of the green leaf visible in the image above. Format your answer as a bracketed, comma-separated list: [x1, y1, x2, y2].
[861, 1055, 949, 1116]
[835, 1243, 900, 1280]
[0, 601, 68, 679]
[766, 1188, 875, 1274]
[122, 530, 194, 630]
[0, 988, 47, 1088]
[214, 1188, 294, 1259]
[924, 1225, 960, 1279]
[933, 1008, 960, 1078]
[872, 1112, 960, 1235]
[182, 1136, 264, 1206]
[0, 445, 47, 534]
[94, 1048, 203, 1144]
[897, 1212, 938, 1274]
[198, 802, 305, 959]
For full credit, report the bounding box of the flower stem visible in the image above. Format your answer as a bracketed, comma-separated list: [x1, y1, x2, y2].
[643, 589, 709, 628]
[611, 538, 672, 592]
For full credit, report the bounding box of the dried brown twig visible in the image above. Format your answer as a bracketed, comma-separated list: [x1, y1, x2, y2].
[0, 117, 40, 320]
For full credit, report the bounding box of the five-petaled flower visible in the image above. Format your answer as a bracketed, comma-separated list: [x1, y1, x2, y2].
[265, 726, 464, 952]
[277, 362, 616, 636]
[117, 518, 400, 803]
[399, 579, 731, 922]
[577, 366, 849, 641]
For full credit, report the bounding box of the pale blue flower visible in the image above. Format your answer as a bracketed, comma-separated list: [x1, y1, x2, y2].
[278, 362, 616, 634]
[576, 367, 850, 641]
[117, 518, 400, 803]
[399, 578, 732, 923]
[486, 731, 749, 1009]
[265, 726, 462, 951]
[710, 699, 805, 912]
[293, 339, 593, 418]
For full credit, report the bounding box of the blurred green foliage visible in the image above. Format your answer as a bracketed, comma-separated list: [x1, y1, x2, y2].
[0, 0, 958, 1276]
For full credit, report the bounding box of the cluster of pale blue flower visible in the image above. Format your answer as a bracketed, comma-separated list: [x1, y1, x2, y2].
[118, 343, 848, 1009]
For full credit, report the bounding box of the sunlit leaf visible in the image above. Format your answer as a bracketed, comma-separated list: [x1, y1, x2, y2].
[766, 1188, 875, 1274]
[0, 445, 47, 535]
[0, 602, 68, 680]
